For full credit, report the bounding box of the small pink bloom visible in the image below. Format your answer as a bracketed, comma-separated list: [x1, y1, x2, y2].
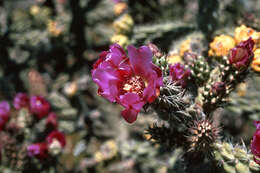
[46, 131, 66, 148]
[30, 96, 50, 119]
[0, 101, 10, 130]
[251, 121, 260, 164]
[27, 143, 48, 160]
[229, 37, 254, 70]
[169, 63, 191, 88]
[92, 44, 163, 123]
[13, 93, 29, 110]
[45, 112, 58, 130]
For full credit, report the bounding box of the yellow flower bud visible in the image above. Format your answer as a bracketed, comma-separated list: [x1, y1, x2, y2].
[48, 20, 62, 37]
[236, 82, 247, 97]
[251, 49, 260, 72]
[111, 34, 129, 48]
[63, 82, 78, 97]
[167, 52, 183, 64]
[94, 151, 104, 162]
[179, 39, 191, 57]
[113, 14, 133, 34]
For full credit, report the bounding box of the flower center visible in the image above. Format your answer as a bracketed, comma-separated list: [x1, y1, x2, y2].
[122, 76, 145, 96]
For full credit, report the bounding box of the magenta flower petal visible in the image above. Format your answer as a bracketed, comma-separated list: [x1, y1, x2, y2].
[13, 93, 29, 110]
[169, 63, 191, 88]
[121, 108, 139, 123]
[119, 93, 145, 109]
[118, 93, 145, 123]
[92, 68, 121, 102]
[93, 44, 127, 70]
[108, 44, 127, 66]
[93, 51, 109, 69]
[142, 80, 156, 103]
[127, 45, 153, 78]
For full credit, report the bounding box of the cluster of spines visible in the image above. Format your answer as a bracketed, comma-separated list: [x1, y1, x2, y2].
[152, 77, 190, 121]
[186, 118, 220, 153]
[145, 123, 185, 148]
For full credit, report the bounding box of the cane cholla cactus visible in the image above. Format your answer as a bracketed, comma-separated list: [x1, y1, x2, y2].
[214, 141, 260, 173]
[201, 38, 255, 113]
[92, 34, 259, 171]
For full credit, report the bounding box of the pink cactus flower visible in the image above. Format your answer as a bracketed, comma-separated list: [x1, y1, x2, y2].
[13, 93, 29, 110]
[27, 143, 48, 160]
[251, 121, 260, 164]
[30, 96, 50, 119]
[169, 63, 191, 88]
[229, 37, 254, 70]
[0, 101, 10, 130]
[92, 44, 163, 123]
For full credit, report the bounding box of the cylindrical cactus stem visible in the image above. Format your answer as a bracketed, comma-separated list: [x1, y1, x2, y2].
[153, 55, 169, 76]
[213, 141, 260, 173]
[184, 54, 211, 86]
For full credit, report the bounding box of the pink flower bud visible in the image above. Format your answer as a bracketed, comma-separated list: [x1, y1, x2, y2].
[169, 63, 191, 88]
[30, 96, 50, 119]
[229, 37, 254, 70]
[45, 112, 58, 130]
[13, 93, 29, 110]
[0, 101, 10, 130]
[27, 143, 48, 160]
